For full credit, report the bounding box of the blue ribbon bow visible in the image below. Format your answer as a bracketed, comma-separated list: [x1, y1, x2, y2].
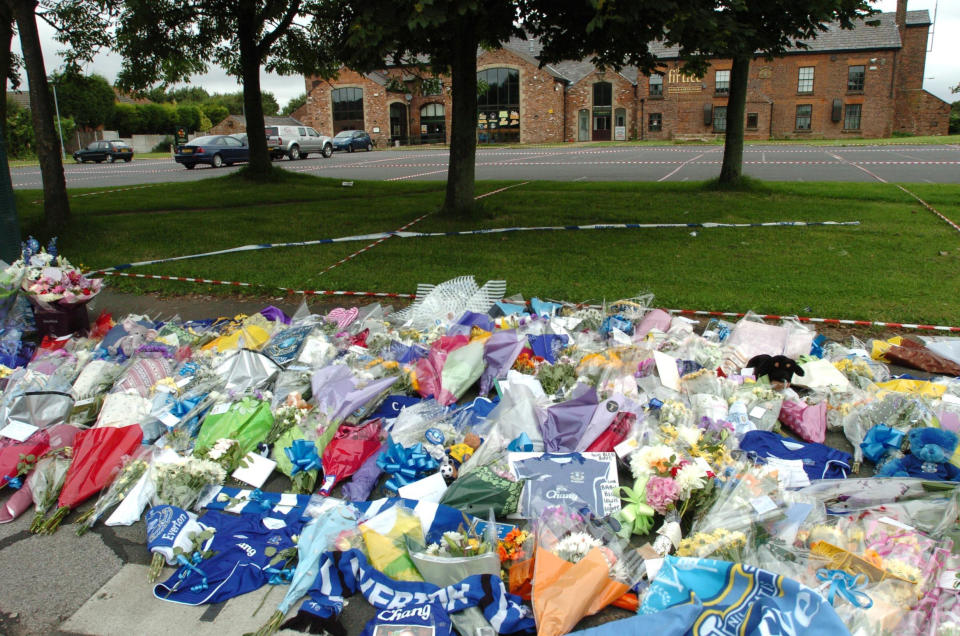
[265, 566, 294, 585]
[507, 432, 533, 452]
[285, 439, 322, 476]
[377, 437, 439, 493]
[860, 424, 905, 464]
[176, 552, 210, 593]
[246, 488, 276, 513]
[2, 475, 22, 490]
[816, 569, 873, 609]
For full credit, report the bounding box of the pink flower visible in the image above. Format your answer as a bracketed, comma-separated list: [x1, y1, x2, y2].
[646, 476, 681, 515]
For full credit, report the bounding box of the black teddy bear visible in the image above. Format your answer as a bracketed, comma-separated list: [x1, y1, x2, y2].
[745, 354, 805, 384]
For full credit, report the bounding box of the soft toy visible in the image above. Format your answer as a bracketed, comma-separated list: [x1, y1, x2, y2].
[108, 318, 158, 358]
[745, 354, 805, 384]
[878, 427, 960, 481]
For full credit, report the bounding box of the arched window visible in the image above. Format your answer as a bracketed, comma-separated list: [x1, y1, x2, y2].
[477, 68, 519, 143]
[420, 103, 445, 142]
[332, 87, 363, 133]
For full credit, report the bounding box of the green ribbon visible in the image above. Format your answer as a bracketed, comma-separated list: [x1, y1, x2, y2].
[616, 478, 655, 538]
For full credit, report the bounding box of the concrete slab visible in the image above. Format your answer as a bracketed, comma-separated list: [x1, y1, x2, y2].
[0, 528, 122, 635]
[61, 563, 289, 636]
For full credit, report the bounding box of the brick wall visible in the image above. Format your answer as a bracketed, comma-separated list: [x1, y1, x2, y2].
[564, 70, 636, 142]
[477, 48, 565, 144]
[300, 68, 395, 147]
[895, 89, 951, 135]
[638, 52, 901, 139]
[302, 33, 948, 145]
[208, 116, 244, 136]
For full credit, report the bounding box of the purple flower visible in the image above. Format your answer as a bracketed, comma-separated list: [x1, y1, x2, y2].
[646, 476, 680, 515]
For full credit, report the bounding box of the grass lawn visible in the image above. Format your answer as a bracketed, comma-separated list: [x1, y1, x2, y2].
[13, 170, 960, 325]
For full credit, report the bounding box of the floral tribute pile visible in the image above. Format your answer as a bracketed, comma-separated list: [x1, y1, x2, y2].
[0, 273, 959, 636]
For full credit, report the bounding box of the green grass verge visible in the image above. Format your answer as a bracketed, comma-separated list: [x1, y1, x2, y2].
[13, 170, 960, 325]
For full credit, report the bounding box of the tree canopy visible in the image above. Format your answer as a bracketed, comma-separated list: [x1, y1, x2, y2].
[50, 71, 115, 129]
[281, 91, 306, 116]
[113, 0, 339, 178]
[333, 0, 522, 216]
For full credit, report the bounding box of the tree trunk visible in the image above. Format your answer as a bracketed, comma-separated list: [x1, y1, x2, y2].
[13, 0, 69, 231]
[441, 19, 478, 218]
[0, 1, 21, 262]
[718, 55, 750, 186]
[1, 2, 13, 141]
[237, 0, 272, 179]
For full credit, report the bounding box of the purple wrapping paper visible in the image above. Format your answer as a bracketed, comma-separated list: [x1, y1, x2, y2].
[633, 308, 672, 341]
[311, 366, 398, 424]
[538, 383, 600, 452]
[575, 393, 628, 452]
[259, 306, 291, 325]
[340, 442, 384, 501]
[455, 311, 495, 332]
[479, 330, 525, 396]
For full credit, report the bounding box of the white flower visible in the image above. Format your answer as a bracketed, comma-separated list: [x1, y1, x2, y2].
[207, 438, 236, 460]
[554, 531, 602, 563]
[675, 463, 708, 496]
[628, 444, 674, 479]
[676, 425, 702, 447]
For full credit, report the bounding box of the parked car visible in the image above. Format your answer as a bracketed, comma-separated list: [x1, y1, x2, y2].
[264, 125, 333, 160]
[332, 130, 374, 152]
[233, 133, 282, 157]
[174, 135, 249, 169]
[73, 140, 134, 163]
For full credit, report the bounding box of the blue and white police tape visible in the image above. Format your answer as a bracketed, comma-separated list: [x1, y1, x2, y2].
[86, 220, 860, 275]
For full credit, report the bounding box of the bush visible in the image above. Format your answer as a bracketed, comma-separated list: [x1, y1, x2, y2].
[6, 98, 32, 156]
[151, 135, 174, 153]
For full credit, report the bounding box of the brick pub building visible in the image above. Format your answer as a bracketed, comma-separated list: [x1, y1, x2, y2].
[295, 0, 949, 147]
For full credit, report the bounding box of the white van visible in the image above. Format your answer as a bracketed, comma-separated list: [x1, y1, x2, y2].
[265, 125, 333, 160]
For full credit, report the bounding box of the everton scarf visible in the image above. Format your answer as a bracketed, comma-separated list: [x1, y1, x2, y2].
[295, 548, 534, 635]
[204, 490, 513, 542]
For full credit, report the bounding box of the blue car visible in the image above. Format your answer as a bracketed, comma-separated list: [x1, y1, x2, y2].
[174, 134, 249, 169]
[332, 130, 374, 152]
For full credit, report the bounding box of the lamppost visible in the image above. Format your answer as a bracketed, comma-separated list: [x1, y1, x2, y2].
[51, 81, 66, 159]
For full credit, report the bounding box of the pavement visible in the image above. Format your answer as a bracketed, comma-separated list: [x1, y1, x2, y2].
[10, 143, 960, 189]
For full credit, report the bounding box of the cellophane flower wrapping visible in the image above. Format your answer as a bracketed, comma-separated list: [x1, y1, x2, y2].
[14, 246, 102, 308]
[531, 505, 644, 636]
[75, 446, 153, 533]
[357, 505, 424, 582]
[151, 453, 226, 510]
[27, 449, 72, 530]
[408, 517, 501, 636]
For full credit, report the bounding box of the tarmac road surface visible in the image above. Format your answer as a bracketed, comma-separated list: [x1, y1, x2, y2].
[9, 143, 960, 190]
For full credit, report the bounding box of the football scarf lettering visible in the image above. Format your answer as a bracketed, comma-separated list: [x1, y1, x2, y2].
[639, 556, 848, 635]
[293, 548, 535, 635]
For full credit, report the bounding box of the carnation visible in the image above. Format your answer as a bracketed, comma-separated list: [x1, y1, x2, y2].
[674, 462, 708, 496]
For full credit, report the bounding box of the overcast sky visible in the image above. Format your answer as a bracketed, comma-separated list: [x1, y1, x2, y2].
[11, 0, 959, 110]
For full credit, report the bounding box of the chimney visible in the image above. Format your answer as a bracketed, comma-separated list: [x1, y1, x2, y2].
[895, 0, 908, 32]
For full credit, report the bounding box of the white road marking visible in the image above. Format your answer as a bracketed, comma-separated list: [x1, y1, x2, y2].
[658, 152, 707, 182]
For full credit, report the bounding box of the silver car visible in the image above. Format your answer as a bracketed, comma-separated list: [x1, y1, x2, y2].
[265, 125, 333, 160]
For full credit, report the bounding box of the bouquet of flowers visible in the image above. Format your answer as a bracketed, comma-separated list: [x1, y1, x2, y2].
[194, 438, 248, 476]
[530, 505, 644, 636]
[148, 454, 226, 580]
[27, 447, 72, 533]
[39, 424, 144, 533]
[74, 448, 152, 535]
[14, 237, 102, 307]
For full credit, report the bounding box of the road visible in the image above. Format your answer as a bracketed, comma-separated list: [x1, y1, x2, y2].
[10, 143, 960, 189]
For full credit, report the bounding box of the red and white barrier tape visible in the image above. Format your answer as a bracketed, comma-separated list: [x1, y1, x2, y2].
[667, 308, 960, 333]
[100, 271, 415, 299]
